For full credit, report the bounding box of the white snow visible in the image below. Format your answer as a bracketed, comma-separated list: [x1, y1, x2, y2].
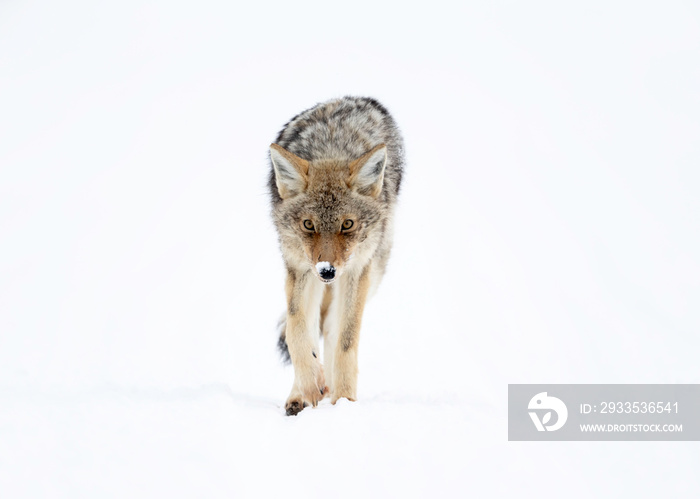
[1, 1, 699, 498]
[316, 261, 332, 273]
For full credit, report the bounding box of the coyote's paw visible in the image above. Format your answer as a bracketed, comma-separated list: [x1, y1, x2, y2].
[331, 393, 356, 405]
[330, 381, 357, 405]
[285, 385, 329, 416]
[284, 398, 306, 416]
[285, 366, 329, 416]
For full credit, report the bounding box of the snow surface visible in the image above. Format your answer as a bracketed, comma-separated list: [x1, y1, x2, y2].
[1, 1, 700, 498]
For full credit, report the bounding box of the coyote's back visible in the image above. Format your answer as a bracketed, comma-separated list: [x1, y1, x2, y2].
[268, 96, 404, 415]
[269, 96, 403, 205]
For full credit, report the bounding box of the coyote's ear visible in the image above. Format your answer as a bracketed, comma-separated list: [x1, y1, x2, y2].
[348, 144, 387, 198]
[269, 144, 309, 199]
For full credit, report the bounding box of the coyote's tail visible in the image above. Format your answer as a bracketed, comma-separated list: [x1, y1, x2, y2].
[276, 314, 291, 364]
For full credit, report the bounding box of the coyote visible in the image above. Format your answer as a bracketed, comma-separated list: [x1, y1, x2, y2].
[268, 96, 404, 415]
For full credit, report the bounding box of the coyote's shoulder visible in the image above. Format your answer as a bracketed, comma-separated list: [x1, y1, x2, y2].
[267, 96, 404, 415]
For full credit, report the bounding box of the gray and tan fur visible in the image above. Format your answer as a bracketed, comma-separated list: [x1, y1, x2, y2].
[268, 96, 404, 416]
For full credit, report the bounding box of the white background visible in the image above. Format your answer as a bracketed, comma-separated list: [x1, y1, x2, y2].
[1, 1, 699, 497]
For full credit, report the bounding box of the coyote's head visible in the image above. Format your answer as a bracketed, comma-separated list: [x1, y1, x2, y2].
[269, 143, 389, 283]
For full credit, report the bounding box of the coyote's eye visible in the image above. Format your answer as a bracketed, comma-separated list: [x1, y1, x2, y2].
[302, 220, 315, 231]
[341, 219, 354, 231]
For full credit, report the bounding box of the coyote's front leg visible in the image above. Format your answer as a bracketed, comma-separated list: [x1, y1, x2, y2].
[284, 268, 328, 416]
[332, 266, 371, 404]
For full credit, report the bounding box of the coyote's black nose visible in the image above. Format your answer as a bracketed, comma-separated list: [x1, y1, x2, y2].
[319, 266, 335, 281]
